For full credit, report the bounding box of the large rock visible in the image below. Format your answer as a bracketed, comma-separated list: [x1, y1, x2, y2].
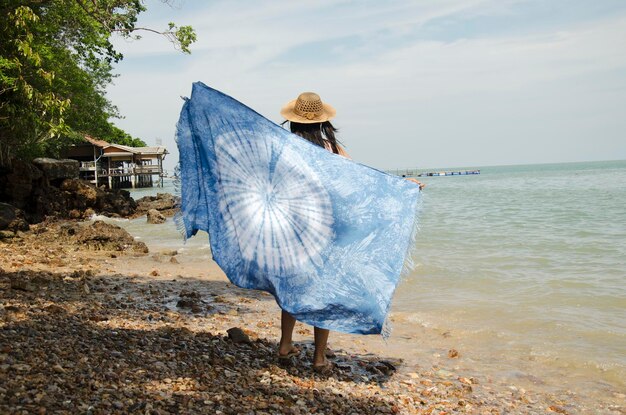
[32, 158, 79, 182]
[0, 158, 137, 222]
[32, 185, 69, 221]
[98, 188, 136, 218]
[134, 193, 179, 218]
[60, 179, 98, 209]
[146, 209, 166, 224]
[58, 179, 136, 218]
[30, 179, 136, 221]
[75, 220, 148, 253]
[0, 203, 29, 232]
[0, 159, 43, 210]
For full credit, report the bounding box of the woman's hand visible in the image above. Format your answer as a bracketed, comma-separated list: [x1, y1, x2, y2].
[405, 177, 425, 190]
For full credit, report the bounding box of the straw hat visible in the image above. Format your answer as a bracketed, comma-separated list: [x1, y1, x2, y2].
[280, 92, 336, 124]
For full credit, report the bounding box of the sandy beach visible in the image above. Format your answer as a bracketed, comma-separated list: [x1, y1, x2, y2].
[2, 219, 623, 414]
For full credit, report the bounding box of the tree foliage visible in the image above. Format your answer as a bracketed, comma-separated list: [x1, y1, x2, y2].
[0, 0, 196, 168]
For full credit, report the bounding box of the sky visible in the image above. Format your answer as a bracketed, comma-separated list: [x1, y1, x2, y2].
[106, 0, 626, 172]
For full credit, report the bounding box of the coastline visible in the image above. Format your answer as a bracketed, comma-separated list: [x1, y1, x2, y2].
[1, 220, 623, 414]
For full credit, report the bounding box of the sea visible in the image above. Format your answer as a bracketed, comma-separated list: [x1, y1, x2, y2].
[108, 160, 625, 401]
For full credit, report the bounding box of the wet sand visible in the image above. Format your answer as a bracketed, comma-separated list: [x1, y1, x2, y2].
[0, 221, 622, 414]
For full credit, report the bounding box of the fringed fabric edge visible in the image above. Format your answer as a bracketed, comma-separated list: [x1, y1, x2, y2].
[381, 191, 423, 340]
[173, 95, 190, 242]
[172, 162, 188, 242]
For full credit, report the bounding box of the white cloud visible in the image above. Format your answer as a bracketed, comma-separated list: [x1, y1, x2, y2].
[107, 1, 626, 171]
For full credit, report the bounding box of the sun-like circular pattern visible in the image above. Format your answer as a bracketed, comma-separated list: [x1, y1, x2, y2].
[214, 131, 334, 274]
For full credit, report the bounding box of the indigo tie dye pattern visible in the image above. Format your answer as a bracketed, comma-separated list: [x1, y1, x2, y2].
[176, 83, 421, 336]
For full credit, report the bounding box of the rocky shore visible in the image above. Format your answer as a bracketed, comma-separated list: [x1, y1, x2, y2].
[0, 157, 180, 236]
[0, 156, 620, 414]
[1, 219, 619, 414]
[0, 158, 137, 233]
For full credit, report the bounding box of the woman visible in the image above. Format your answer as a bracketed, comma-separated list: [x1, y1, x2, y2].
[176, 84, 423, 376]
[278, 92, 424, 372]
[278, 91, 345, 372]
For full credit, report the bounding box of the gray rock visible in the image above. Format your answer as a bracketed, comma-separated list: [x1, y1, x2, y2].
[75, 220, 148, 253]
[0, 159, 43, 210]
[134, 193, 179, 218]
[60, 178, 98, 208]
[146, 209, 166, 224]
[176, 298, 195, 309]
[32, 158, 79, 181]
[0, 203, 29, 232]
[9, 274, 38, 292]
[227, 327, 252, 344]
[0, 230, 16, 239]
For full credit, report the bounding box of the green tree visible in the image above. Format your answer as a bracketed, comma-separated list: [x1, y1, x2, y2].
[0, 0, 195, 168]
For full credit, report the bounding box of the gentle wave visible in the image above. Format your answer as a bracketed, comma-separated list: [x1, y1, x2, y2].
[395, 160, 626, 394]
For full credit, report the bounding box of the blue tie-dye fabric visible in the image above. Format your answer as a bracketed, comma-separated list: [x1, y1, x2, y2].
[176, 82, 421, 335]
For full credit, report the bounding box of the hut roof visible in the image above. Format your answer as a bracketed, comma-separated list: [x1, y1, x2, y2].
[83, 135, 168, 156]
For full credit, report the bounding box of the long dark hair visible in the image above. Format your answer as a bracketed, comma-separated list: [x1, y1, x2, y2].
[287, 121, 340, 154]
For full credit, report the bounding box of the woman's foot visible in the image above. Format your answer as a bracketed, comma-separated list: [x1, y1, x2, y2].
[312, 347, 334, 373]
[312, 359, 334, 374]
[278, 344, 301, 359]
[279, 311, 298, 359]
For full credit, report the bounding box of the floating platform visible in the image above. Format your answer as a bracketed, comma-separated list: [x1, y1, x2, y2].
[388, 169, 481, 178]
[416, 170, 480, 177]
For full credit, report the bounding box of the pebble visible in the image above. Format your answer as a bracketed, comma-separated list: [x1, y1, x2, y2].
[13, 364, 32, 372]
[435, 369, 455, 378]
[52, 364, 65, 373]
[227, 327, 252, 344]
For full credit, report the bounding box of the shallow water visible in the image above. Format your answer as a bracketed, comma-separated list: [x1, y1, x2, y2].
[393, 160, 626, 397]
[118, 160, 626, 400]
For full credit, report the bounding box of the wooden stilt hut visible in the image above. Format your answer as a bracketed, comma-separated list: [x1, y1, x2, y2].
[65, 136, 168, 189]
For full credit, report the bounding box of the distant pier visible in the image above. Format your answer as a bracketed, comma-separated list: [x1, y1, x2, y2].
[388, 168, 480, 177]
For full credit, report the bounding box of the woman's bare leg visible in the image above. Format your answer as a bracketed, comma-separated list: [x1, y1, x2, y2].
[313, 327, 330, 366]
[279, 310, 297, 356]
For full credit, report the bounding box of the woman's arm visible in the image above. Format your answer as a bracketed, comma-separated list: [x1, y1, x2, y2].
[405, 177, 425, 190]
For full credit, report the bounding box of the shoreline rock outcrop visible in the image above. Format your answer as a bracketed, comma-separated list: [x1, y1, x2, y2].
[0, 158, 137, 229]
[74, 220, 149, 253]
[32, 158, 79, 185]
[133, 193, 179, 219]
[146, 208, 167, 224]
[0, 203, 29, 235]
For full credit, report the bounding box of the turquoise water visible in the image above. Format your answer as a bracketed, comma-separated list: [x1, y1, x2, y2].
[121, 160, 626, 397]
